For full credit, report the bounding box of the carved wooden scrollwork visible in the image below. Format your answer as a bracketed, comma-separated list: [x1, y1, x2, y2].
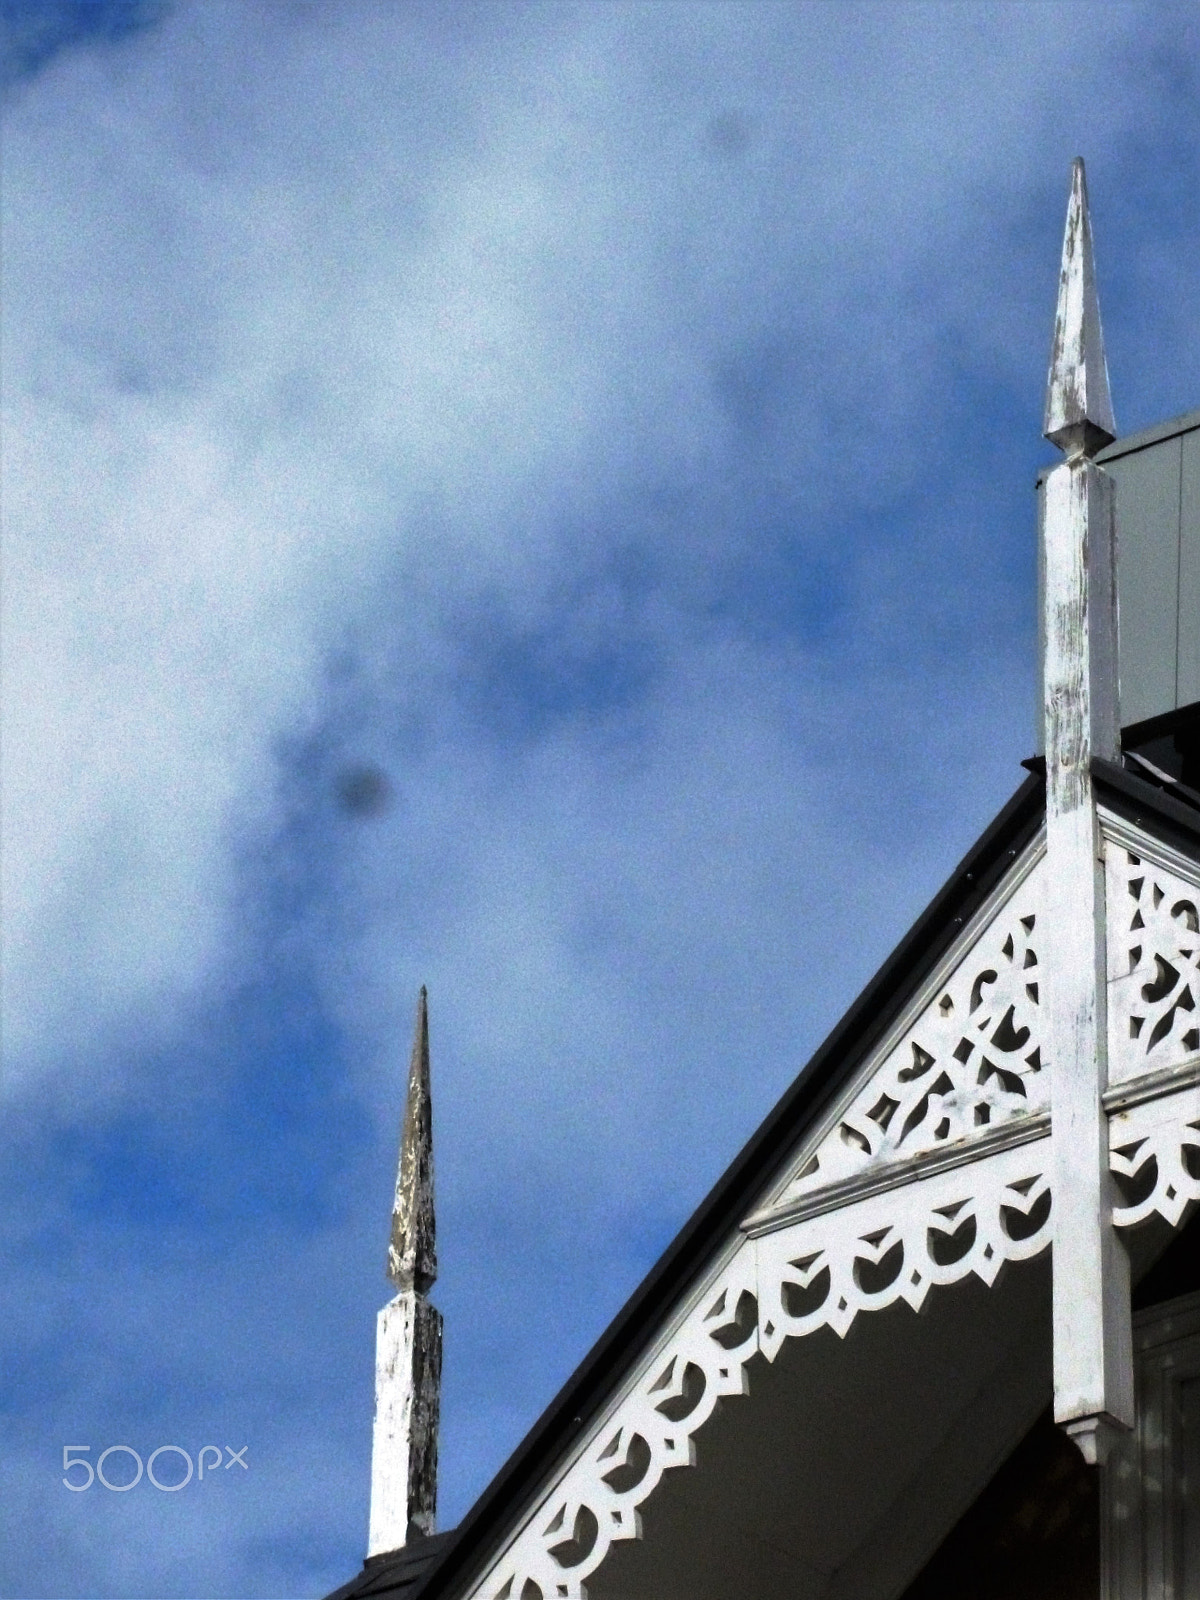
[1110, 1084, 1200, 1230]
[1107, 841, 1200, 1087]
[778, 868, 1047, 1207]
[483, 1250, 759, 1600]
[474, 1140, 1054, 1600]
[472, 1083, 1200, 1600]
[469, 825, 1200, 1600]
[757, 1139, 1052, 1357]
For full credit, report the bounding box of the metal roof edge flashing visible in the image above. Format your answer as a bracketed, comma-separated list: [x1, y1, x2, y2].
[1093, 757, 1200, 850]
[1095, 405, 1200, 462]
[1034, 404, 1200, 485]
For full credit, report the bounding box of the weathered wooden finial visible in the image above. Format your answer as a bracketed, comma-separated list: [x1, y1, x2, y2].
[1043, 158, 1116, 458]
[1040, 161, 1132, 1468]
[388, 986, 437, 1294]
[369, 988, 442, 1556]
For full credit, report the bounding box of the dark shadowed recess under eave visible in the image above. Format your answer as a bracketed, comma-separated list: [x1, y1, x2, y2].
[900, 1205, 1200, 1600]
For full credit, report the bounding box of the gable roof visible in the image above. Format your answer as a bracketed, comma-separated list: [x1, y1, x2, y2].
[327, 726, 1200, 1600]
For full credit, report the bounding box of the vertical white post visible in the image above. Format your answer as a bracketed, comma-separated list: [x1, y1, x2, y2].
[370, 1293, 442, 1554]
[1042, 160, 1133, 1465]
[368, 987, 442, 1555]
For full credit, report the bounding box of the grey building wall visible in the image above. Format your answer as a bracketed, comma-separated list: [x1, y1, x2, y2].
[1100, 408, 1200, 727]
[1037, 407, 1200, 742]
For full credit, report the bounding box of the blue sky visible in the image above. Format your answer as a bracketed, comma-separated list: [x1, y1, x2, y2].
[2, 2, 1198, 1595]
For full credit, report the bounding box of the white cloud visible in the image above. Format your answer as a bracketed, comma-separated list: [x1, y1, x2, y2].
[4, 0, 1175, 1102]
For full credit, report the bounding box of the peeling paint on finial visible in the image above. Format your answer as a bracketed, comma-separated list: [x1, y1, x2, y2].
[388, 986, 437, 1295]
[1044, 158, 1116, 458]
[369, 988, 442, 1556]
[1040, 160, 1132, 1467]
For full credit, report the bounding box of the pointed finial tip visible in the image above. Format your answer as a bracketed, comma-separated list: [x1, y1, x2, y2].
[1043, 158, 1116, 457]
[386, 987, 437, 1294]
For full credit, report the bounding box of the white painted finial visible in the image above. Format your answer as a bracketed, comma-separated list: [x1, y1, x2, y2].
[1040, 161, 1132, 1465]
[369, 989, 442, 1557]
[1044, 158, 1117, 458]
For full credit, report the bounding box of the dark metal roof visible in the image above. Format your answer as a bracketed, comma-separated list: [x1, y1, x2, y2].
[325, 1531, 460, 1600]
[1118, 699, 1200, 807]
[1094, 753, 1200, 846]
[323, 745, 1200, 1600]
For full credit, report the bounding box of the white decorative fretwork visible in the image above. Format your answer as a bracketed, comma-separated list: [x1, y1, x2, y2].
[463, 821, 1200, 1600]
[481, 1248, 759, 1600]
[1105, 830, 1200, 1087]
[467, 1085, 1200, 1600]
[1109, 1083, 1200, 1230]
[756, 1137, 1052, 1357]
[777, 868, 1046, 1207]
[472, 1136, 1054, 1600]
